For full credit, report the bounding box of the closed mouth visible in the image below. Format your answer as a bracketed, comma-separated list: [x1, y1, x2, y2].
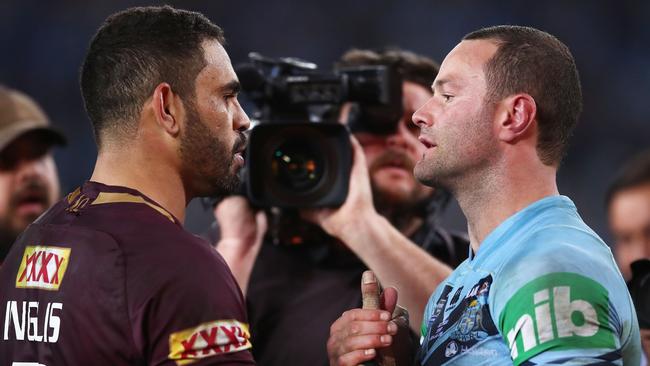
[233, 133, 248, 155]
[418, 136, 436, 149]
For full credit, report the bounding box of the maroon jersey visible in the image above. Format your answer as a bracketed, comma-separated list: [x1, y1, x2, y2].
[0, 181, 255, 365]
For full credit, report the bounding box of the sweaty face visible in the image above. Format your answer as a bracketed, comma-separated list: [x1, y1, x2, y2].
[608, 184, 650, 280]
[179, 40, 250, 198]
[354, 82, 433, 209]
[412, 40, 500, 191]
[0, 132, 60, 258]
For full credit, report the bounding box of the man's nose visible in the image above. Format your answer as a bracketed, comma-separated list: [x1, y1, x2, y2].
[412, 97, 436, 128]
[235, 101, 251, 132]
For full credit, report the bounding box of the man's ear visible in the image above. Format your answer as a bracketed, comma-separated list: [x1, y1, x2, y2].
[496, 93, 537, 143]
[151, 82, 182, 137]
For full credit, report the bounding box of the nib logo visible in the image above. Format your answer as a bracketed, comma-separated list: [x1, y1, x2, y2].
[500, 273, 615, 365]
[506, 286, 598, 359]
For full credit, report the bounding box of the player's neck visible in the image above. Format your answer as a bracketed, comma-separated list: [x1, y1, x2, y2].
[456, 159, 558, 254]
[90, 148, 188, 223]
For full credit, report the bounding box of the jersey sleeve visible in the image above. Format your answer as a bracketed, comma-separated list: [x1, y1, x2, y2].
[129, 240, 256, 366]
[490, 229, 641, 365]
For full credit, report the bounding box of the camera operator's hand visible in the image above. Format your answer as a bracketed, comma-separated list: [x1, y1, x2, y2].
[328, 271, 413, 366]
[213, 196, 267, 295]
[302, 134, 451, 332]
[301, 135, 378, 240]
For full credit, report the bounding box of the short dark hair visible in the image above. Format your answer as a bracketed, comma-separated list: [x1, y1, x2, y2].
[80, 6, 225, 146]
[606, 149, 650, 209]
[337, 48, 439, 90]
[463, 25, 583, 166]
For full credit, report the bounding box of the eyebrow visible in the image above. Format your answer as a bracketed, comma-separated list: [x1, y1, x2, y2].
[432, 78, 453, 90]
[220, 80, 241, 94]
[431, 78, 463, 96]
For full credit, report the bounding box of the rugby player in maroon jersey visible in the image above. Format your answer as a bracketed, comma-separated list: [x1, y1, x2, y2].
[0, 6, 254, 365]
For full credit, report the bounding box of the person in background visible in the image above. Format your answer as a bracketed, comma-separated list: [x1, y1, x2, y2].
[0, 85, 64, 263]
[607, 149, 650, 280]
[606, 149, 650, 361]
[214, 49, 467, 366]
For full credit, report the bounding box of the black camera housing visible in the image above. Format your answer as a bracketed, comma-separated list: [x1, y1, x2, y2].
[246, 123, 351, 208]
[238, 53, 401, 208]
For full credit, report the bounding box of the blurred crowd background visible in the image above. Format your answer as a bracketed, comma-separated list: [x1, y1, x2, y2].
[2, 0, 648, 243]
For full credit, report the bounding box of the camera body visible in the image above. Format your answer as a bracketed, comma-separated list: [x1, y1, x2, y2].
[246, 123, 351, 208]
[239, 53, 403, 208]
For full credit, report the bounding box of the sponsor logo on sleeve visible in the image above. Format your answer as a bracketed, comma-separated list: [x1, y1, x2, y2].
[15, 246, 71, 291]
[168, 319, 251, 365]
[500, 272, 616, 365]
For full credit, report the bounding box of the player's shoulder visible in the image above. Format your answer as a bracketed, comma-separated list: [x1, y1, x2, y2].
[111, 213, 227, 287]
[62, 183, 196, 244]
[85, 188, 180, 231]
[41, 183, 180, 232]
[493, 229, 637, 366]
[490, 206, 628, 307]
[53, 183, 229, 275]
[504, 220, 613, 274]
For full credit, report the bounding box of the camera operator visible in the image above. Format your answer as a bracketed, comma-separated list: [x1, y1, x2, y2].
[606, 149, 650, 360]
[214, 48, 467, 366]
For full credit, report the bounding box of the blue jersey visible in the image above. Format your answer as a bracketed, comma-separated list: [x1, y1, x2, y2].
[419, 196, 641, 365]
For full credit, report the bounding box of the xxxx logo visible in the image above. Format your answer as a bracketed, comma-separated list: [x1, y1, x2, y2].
[15, 246, 71, 291]
[168, 319, 251, 365]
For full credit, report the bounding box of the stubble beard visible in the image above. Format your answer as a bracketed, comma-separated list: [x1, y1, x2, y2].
[180, 103, 241, 198]
[414, 104, 498, 195]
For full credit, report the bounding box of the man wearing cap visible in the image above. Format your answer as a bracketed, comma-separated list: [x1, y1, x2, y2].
[0, 85, 65, 263]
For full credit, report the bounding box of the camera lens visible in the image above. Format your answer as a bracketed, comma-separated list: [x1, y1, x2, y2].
[246, 123, 351, 208]
[271, 142, 324, 192]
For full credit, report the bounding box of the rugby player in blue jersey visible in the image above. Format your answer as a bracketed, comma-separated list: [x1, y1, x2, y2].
[327, 25, 642, 366]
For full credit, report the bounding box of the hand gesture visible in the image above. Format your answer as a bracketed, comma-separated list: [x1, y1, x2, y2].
[327, 271, 412, 366]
